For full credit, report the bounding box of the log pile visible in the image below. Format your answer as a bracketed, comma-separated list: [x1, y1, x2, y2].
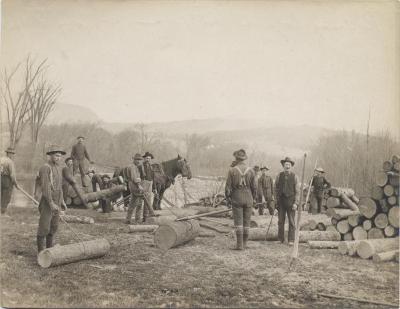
[65, 174, 93, 207]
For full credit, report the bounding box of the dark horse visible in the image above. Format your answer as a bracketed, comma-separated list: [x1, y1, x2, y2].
[113, 155, 192, 210]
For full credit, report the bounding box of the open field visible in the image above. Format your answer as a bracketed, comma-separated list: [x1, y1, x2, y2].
[0, 188, 399, 308]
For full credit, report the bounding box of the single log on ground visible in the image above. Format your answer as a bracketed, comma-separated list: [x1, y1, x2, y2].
[154, 220, 201, 250]
[348, 214, 362, 227]
[336, 220, 351, 234]
[371, 186, 384, 200]
[376, 171, 388, 187]
[38, 238, 110, 268]
[362, 220, 372, 231]
[389, 174, 399, 187]
[339, 192, 358, 211]
[60, 215, 94, 224]
[146, 216, 177, 225]
[383, 161, 393, 172]
[128, 225, 158, 233]
[356, 237, 399, 259]
[352, 226, 368, 240]
[372, 250, 399, 263]
[384, 225, 397, 237]
[308, 241, 340, 249]
[367, 228, 385, 240]
[383, 185, 395, 197]
[374, 213, 389, 229]
[388, 206, 399, 228]
[329, 188, 355, 198]
[333, 209, 360, 221]
[358, 198, 378, 219]
[84, 185, 126, 203]
[387, 196, 398, 206]
[326, 197, 341, 208]
[343, 233, 353, 241]
[338, 240, 362, 255]
[242, 229, 340, 242]
[235, 227, 279, 241]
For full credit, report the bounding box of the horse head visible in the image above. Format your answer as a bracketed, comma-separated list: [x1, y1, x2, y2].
[176, 155, 192, 179]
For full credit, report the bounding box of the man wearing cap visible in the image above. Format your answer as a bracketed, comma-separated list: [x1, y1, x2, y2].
[61, 157, 88, 208]
[70, 136, 94, 187]
[275, 157, 300, 245]
[258, 166, 275, 215]
[0, 147, 20, 215]
[225, 149, 257, 250]
[141, 152, 156, 222]
[36, 145, 66, 253]
[311, 167, 331, 214]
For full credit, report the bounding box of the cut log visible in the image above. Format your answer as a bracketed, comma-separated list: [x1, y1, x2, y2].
[339, 192, 358, 211]
[387, 196, 398, 206]
[128, 225, 158, 233]
[352, 226, 368, 240]
[146, 216, 177, 225]
[376, 171, 388, 187]
[388, 206, 399, 228]
[384, 225, 397, 237]
[326, 197, 341, 208]
[336, 220, 351, 234]
[348, 214, 362, 227]
[362, 220, 372, 231]
[389, 174, 399, 187]
[316, 218, 332, 231]
[367, 228, 385, 239]
[242, 229, 341, 242]
[329, 187, 355, 198]
[358, 198, 377, 219]
[371, 186, 384, 200]
[333, 209, 360, 221]
[383, 185, 395, 197]
[338, 240, 362, 256]
[343, 233, 353, 241]
[84, 185, 126, 203]
[372, 250, 399, 263]
[308, 241, 340, 249]
[37, 238, 110, 268]
[60, 215, 94, 224]
[382, 161, 393, 172]
[374, 213, 389, 229]
[154, 220, 201, 250]
[356, 237, 399, 259]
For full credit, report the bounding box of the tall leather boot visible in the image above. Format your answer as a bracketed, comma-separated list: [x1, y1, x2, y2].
[234, 228, 244, 250]
[37, 236, 46, 253]
[243, 228, 249, 249]
[46, 234, 54, 248]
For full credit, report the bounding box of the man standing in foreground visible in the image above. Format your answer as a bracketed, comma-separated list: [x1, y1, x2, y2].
[0, 147, 20, 215]
[225, 149, 257, 250]
[70, 136, 94, 187]
[275, 157, 300, 245]
[37, 145, 66, 253]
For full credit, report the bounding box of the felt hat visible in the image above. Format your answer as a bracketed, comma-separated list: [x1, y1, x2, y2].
[5, 147, 15, 154]
[142, 152, 154, 159]
[260, 165, 269, 171]
[46, 145, 66, 155]
[133, 153, 143, 160]
[315, 167, 325, 173]
[77, 136, 85, 139]
[233, 149, 247, 161]
[280, 157, 295, 166]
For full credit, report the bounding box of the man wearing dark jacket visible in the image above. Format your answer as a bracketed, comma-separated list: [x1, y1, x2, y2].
[70, 136, 94, 187]
[311, 167, 331, 214]
[141, 152, 155, 222]
[258, 166, 275, 215]
[0, 147, 20, 215]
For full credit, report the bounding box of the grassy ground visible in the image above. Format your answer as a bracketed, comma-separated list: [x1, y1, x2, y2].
[0, 195, 399, 308]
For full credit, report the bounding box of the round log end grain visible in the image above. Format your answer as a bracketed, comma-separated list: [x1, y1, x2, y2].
[343, 233, 353, 241]
[383, 161, 393, 172]
[371, 186, 384, 201]
[153, 220, 200, 250]
[376, 171, 388, 187]
[374, 213, 389, 229]
[367, 228, 384, 240]
[388, 206, 399, 228]
[352, 226, 368, 240]
[372, 250, 399, 263]
[357, 238, 399, 259]
[387, 196, 398, 206]
[336, 220, 351, 234]
[384, 225, 396, 237]
[383, 185, 395, 197]
[358, 198, 377, 219]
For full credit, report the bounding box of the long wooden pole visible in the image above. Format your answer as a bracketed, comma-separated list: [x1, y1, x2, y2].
[18, 186, 39, 206]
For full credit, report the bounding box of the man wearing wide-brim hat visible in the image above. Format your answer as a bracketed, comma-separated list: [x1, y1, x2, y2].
[310, 167, 331, 214]
[1, 147, 20, 215]
[70, 136, 94, 187]
[258, 165, 275, 216]
[36, 145, 67, 253]
[225, 149, 257, 250]
[274, 157, 300, 245]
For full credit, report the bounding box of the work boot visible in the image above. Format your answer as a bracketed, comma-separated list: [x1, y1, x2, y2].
[233, 230, 244, 250]
[126, 207, 134, 224]
[37, 236, 46, 253]
[243, 229, 249, 249]
[46, 234, 54, 248]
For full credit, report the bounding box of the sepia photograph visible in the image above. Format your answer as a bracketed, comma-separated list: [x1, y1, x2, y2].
[0, 0, 399, 308]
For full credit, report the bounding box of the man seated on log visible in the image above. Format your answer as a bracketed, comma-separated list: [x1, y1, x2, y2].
[257, 166, 275, 216]
[36, 145, 67, 253]
[275, 157, 300, 246]
[225, 149, 257, 250]
[311, 167, 331, 214]
[99, 174, 118, 213]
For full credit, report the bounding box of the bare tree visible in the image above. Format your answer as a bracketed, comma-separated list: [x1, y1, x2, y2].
[0, 56, 46, 148]
[135, 123, 158, 153]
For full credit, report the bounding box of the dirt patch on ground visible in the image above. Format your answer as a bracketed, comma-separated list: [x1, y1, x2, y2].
[0, 203, 398, 308]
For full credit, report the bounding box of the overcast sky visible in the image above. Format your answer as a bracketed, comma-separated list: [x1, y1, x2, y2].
[1, 0, 399, 137]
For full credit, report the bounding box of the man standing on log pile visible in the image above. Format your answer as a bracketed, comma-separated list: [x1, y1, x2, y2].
[36, 145, 66, 253]
[275, 157, 300, 246]
[311, 167, 331, 214]
[141, 152, 156, 222]
[257, 166, 275, 216]
[70, 136, 94, 187]
[225, 149, 257, 250]
[0, 147, 20, 215]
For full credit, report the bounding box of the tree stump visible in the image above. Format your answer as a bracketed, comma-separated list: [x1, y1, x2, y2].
[387, 196, 397, 206]
[154, 220, 201, 250]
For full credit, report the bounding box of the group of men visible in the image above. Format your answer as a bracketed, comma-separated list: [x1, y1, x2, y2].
[225, 149, 331, 250]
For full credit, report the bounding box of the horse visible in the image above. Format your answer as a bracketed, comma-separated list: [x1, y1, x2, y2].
[113, 155, 192, 210]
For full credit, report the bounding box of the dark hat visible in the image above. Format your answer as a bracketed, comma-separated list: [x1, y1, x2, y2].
[5, 147, 15, 154]
[233, 149, 247, 161]
[253, 165, 260, 172]
[46, 144, 66, 155]
[77, 136, 85, 139]
[260, 165, 269, 171]
[64, 157, 73, 163]
[142, 152, 154, 159]
[133, 153, 143, 160]
[102, 174, 111, 180]
[280, 157, 295, 166]
[315, 167, 325, 173]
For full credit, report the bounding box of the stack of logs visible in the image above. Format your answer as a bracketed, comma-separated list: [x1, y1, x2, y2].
[327, 155, 399, 243]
